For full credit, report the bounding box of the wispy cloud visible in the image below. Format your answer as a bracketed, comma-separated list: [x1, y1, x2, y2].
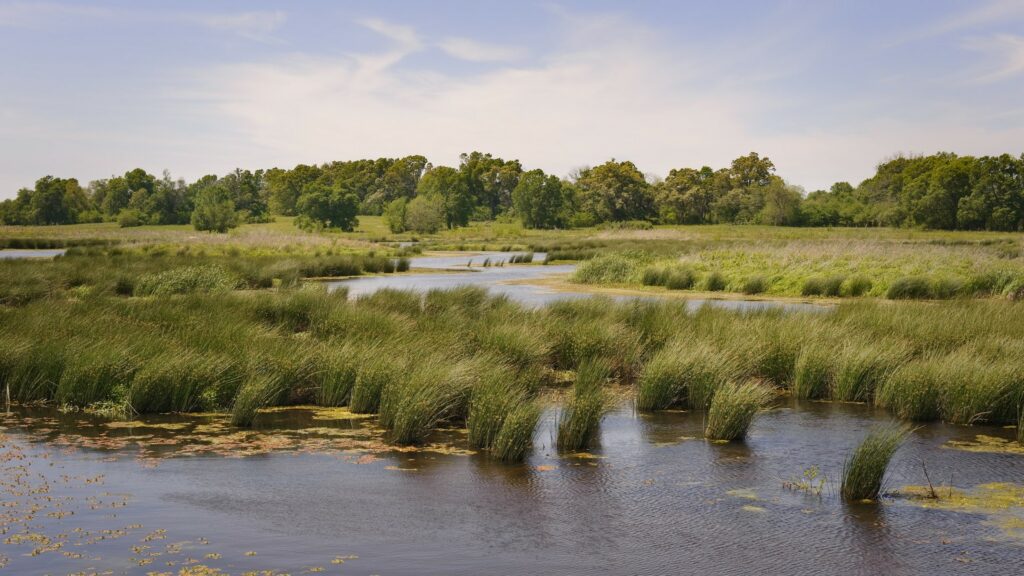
[964, 33, 1024, 82]
[438, 37, 526, 62]
[184, 11, 287, 43]
[0, 1, 287, 41]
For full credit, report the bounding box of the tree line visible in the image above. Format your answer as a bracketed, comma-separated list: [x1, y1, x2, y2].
[2, 151, 1023, 232]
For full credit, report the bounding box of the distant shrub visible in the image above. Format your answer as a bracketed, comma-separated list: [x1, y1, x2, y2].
[842, 276, 873, 297]
[804, 275, 847, 297]
[665, 268, 697, 290]
[886, 276, 932, 300]
[116, 209, 143, 228]
[704, 271, 727, 291]
[595, 220, 653, 231]
[571, 254, 638, 284]
[641, 266, 669, 287]
[931, 277, 964, 299]
[742, 275, 769, 295]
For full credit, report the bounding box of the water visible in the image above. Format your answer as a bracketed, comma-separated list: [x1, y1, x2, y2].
[327, 252, 827, 312]
[0, 248, 66, 259]
[1, 401, 1021, 575]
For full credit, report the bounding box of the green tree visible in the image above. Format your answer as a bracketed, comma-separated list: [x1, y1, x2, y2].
[459, 152, 522, 218]
[655, 166, 716, 224]
[266, 164, 322, 216]
[417, 166, 472, 228]
[295, 181, 359, 231]
[404, 195, 445, 233]
[191, 184, 238, 233]
[512, 169, 570, 229]
[383, 197, 408, 233]
[574, 160, 654, 224]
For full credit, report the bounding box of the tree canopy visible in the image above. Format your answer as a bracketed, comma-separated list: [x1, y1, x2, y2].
[4, 150, 1024, 232]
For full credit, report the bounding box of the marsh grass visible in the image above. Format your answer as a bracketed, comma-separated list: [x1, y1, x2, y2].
[831, 341, 908, 402]
[350, 347, 403, 413]
[383, 356, 480, 445]
[127, 349, 240, 414]
[704, 271, 728, 291]
[557, 359, 611, 451]
[492, 401, 541, 462]
[314, 344, 360, 407]
[55, 339, 138, 407]
[704, 380, 773, 441]
[841, 424, 911, 501]
[792, 344, 832, 400]
[230, 373, 286, 427]
[875, 359, 942, 421]
[742, 275, 769, 295]
[467, 366, 528, 449]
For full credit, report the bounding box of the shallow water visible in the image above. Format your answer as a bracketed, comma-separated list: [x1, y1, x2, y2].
[2, 401, 1022, 575]
[0, 248, 66, 259]
[327, 252, 826, 312]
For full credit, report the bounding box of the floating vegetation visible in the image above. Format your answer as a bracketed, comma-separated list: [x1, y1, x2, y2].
[944, 434, 1024, 456]
[897, 482, 1024, 542]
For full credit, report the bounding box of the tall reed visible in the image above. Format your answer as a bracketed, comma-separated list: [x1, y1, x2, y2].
[841, 424, 910, 501]
[556, 359, 611, 451]
[704, 380, 773, 441]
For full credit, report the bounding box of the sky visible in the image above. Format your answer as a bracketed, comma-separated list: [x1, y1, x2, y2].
[1, 0, 1023, 198]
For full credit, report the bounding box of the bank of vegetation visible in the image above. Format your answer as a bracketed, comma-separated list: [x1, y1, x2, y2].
[2, 253, 1023, 463]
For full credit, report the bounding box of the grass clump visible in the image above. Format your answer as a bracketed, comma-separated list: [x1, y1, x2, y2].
[742, 275, 769, 295]
[704, 271, 727, 291]
[801, 276, 845, 297]
[134, 265, 238, 296]
[704, 380, 773, 441]
[467, 366, 527, 449]
[230, 373, 286, 427]
[381, 356, 478, 445]
[842, 276, 873, 297]
[491, 401, 541, 462]
[792, 344, 832, 400]
[841, 424, 910, 501]
[557, 359, 611, 452]
[635, 338, 741, 411]
[886, 276, 932, 300]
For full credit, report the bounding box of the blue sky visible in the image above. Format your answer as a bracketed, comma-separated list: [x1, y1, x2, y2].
[1, 0, 1023, 197]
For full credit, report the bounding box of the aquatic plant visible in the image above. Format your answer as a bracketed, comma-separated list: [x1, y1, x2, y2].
[383, 355, 479, 445]
[350, 347, 403, 414]
[467, 367, 528, 449]
[792, 343, 832, 400]
[841, 424, 910, 501]
[874, 359, 941, 422]
[556, 359, 611, 451]
[230, 373, 286, 427]
[704, 380, 773, 441]
[127, 349, 241, 414]
[491, 401, 541, 462]
[831, 340, 908, 402]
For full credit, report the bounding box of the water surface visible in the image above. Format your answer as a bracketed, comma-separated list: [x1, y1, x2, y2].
[0, 248, 66, 259]
[328, 252, 825, 312]
[1, 401, 1021, 575]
